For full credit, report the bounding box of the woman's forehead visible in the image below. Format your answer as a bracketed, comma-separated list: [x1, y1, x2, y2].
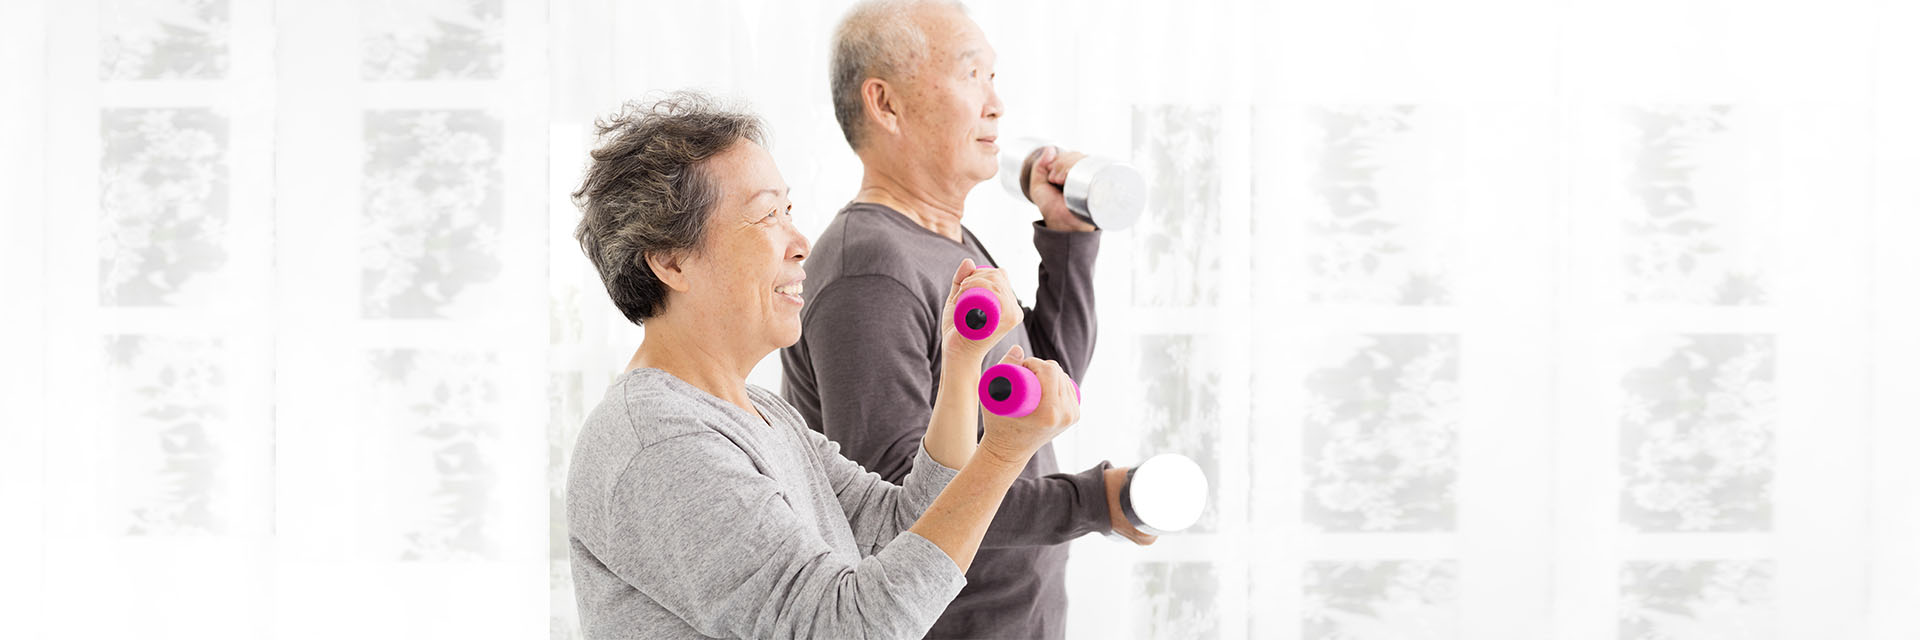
[712, 142, 788, 208]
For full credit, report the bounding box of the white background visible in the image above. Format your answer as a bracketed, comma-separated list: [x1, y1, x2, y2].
[3, 0, 1918, 638]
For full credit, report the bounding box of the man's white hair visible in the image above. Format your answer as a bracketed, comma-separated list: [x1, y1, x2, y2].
[828, 0, 967, 151]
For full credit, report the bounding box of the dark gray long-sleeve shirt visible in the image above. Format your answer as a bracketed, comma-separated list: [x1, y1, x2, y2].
[781, 202, 1110, 640]
[567, 368, 966, 639]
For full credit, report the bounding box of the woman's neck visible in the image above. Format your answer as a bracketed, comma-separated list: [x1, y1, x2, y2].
[626, 318, 760, 418]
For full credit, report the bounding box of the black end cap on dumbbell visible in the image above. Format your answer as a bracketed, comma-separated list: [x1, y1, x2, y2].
[987, 375, 1012, 402]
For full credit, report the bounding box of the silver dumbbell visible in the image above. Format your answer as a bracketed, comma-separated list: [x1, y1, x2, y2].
[999, 137, 1147, 231]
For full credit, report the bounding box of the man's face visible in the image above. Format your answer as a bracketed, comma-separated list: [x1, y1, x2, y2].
[897, 6, 1003, 187]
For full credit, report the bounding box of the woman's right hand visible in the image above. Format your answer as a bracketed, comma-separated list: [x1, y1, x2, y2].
[977, 348, 1081, 464]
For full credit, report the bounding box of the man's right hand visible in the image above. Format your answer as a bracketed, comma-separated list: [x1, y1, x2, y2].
[1104, 466, 1158, 545]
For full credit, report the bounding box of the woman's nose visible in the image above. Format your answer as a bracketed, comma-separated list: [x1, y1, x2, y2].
[789, 227, 810, 261]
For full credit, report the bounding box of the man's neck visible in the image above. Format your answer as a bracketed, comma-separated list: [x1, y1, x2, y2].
[626, 315, 759, 418]
[853, 164, 968, 243]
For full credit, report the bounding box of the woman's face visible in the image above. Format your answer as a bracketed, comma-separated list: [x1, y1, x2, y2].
[676, 140, 811, 357]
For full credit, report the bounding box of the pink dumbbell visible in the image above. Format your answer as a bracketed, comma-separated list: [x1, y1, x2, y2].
[979, 362, 1081, 418]
[954, 286, 1000, 341]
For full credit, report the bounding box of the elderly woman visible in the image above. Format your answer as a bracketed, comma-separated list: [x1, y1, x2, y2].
[565, 92, 1082, 640]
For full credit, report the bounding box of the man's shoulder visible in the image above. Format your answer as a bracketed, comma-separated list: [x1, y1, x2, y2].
[811, 203, 956, 298]
[821, 204, 933, 272]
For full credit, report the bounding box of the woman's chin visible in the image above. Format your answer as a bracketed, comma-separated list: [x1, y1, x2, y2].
[775, 323, 803, 350]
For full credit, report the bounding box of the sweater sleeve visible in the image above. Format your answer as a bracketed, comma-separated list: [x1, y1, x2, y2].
[586, 427, 966, 640]
[803, 428, 961, 556]
[1023, 222, 1101, 380]
[797, 273, 1113, 548]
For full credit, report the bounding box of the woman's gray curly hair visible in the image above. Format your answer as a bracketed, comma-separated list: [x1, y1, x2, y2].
[572, 92, 766, 325]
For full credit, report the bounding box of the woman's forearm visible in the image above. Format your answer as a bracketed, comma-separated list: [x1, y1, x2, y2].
[922, 357, 983, 469]
[907, 443, 1029, 573]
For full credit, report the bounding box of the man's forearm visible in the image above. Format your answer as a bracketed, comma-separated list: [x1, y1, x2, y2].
[923, 356, 983, 470]
[1029, 224, 1100, 378]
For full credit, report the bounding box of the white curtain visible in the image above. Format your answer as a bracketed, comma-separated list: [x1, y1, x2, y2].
[4, 1, 1918, 639]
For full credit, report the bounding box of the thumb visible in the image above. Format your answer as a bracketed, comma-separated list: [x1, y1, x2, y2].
[953, 258, 976, 287]
[998, 344, 1024, 365]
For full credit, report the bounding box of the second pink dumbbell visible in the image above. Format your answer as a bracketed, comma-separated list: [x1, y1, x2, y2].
[979, 363, 1081, 418]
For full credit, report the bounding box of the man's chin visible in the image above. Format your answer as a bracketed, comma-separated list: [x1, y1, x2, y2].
[968, 161, 999, 186]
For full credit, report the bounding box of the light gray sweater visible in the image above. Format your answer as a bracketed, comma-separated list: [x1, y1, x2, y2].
[567, 367, 967, 639]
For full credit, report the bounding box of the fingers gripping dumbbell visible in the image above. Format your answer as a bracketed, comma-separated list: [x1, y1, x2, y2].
[998, 137, 1148, 231]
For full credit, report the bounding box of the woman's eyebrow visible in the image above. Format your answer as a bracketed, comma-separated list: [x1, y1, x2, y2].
[747, 187, 791, 206]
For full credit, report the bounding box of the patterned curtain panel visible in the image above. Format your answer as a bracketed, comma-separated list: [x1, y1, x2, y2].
[4, 1, 1919, 639]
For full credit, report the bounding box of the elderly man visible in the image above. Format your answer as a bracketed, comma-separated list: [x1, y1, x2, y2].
[779, 1, 1153, 638]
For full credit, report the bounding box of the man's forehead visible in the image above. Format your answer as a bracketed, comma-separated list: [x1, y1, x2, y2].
[917, 6, 990, 57]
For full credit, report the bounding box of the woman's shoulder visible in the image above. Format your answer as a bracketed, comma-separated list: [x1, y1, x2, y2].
[745, 384, 807, 426]
[585, 368, 739, 449]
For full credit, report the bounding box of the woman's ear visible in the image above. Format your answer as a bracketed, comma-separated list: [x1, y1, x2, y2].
[646, 250, 691, 293]
[862, 78, 901, 136]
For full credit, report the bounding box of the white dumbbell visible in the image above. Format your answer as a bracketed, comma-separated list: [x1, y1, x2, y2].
[1116, 452, 1208, 535]
[999, 137, 1147, 231]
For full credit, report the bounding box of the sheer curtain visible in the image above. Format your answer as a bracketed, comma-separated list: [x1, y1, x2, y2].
[3, 1, 1918, 639]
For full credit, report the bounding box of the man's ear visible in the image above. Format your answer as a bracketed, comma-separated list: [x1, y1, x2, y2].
[861, 77, 902, 137]
[646, 250, 692, 294]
